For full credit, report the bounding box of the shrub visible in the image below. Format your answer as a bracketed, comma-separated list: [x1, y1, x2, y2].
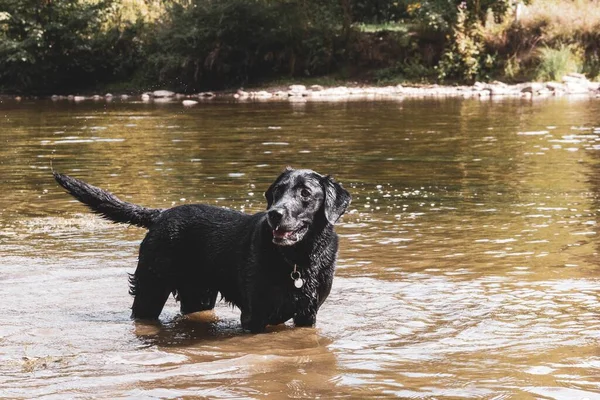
[141, 0, 345, 91]
[437, 6, 492, 82]
[535, 44, 583, 81]
[0, 0, 111, 93]
[0, 0, 156, 93]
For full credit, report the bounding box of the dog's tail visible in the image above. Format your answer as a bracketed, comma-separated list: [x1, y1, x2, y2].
[53, 172, 162, 229]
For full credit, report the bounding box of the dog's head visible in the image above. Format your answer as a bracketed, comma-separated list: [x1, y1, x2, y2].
[265, 167, 351, 246]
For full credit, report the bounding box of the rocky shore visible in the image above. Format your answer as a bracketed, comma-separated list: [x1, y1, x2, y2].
[4, 73, 599, 105]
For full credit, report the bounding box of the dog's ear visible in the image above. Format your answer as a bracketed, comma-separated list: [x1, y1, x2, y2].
[265, 168, 293, 208]
[322, 176, 351, 225]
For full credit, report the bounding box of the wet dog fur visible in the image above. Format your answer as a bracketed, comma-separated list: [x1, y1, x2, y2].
[53, 167, 350, 333]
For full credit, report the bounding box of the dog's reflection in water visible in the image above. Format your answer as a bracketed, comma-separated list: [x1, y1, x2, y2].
[133, 311, 313, 347]
[131, 313, 339, 398]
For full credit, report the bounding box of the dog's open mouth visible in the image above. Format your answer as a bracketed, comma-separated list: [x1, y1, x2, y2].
[272, 224, 308, 245]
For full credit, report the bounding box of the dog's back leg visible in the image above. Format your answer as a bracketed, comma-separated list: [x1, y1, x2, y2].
[129, 272, 172, 319]
[129, 239, 174, 320]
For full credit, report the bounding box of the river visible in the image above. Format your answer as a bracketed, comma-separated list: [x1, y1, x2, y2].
[1, 96, 599, 399]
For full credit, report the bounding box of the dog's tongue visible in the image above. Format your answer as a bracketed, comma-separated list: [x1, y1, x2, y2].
[273, 228, 294, 239]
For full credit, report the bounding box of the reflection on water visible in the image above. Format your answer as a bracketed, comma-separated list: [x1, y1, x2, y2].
[1, 97, 600, 398]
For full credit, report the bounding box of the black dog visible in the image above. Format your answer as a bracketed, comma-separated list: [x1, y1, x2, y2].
[53, 167, 350, 333]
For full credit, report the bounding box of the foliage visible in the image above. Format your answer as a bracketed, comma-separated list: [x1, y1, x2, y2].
[141, 0, 345, 91]
[0, 0, 152, 93]
[535, 44, 583, 81]
[351, 0, 409, 24]
[583, 51, 600, 80]
[485, 0, 600, 82]
[356, 22, 411, 33]
[0, 0, 105, 92]
[517, 0, 600, 42]
[436, 6, 490, 82]
[1, 0, 600, 93]
[405, 0, 515, 31]
[373, 59, 436, 83]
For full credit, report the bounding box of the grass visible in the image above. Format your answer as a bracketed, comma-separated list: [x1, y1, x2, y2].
[535, 44, 582, 81]
[355, 22, 411, 33]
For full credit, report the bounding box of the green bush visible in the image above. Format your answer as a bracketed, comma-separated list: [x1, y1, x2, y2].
[535, 44, 582, 81]
[141, 0, 345, 91]
[0, 0, 155, 94]
[583, 51, 600, 81]
[437, 6, 491, 82]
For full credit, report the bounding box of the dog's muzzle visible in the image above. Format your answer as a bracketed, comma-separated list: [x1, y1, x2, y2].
[267, 208, 308, 246]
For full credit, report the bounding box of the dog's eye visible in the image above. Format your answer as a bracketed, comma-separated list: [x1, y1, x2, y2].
[300, 188, 311, 198]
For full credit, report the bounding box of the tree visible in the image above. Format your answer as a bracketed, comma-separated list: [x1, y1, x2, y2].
[0, 0, 110, 92]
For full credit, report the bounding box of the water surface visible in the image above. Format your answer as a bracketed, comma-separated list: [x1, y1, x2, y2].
[1, 97, 600, 399]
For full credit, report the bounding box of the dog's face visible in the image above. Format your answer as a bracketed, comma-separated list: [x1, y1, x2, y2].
[265, 167, 351, 246]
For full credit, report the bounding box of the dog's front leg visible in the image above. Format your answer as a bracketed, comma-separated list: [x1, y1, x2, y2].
[241, 309, 267, 333]
[293, 298, 318, 327]
[293, 312, 317, 327]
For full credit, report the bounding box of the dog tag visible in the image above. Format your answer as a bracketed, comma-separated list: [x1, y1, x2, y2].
[291, 265, 304, 288]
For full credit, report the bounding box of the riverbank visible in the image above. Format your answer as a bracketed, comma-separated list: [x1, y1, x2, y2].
[3, 74, 599, 105]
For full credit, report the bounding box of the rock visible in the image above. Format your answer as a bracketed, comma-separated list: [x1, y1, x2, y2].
[51, 95, 59, 101]
[310, 85, 324, 92]
[564, 82, 589, 94]
[589, 82, 600, 91]
[329, 86, 349, 96]
[252, 90, 272, 99]
[120, 94, 129, 100]
[546, 82, 565, 91]
[67, 95, 74, 100]
[562, 74, 589, 85]
[566, 72, 587, 80]
[198, 92, 215, 98]
[289, 84, 306, 92]
[235, 89, 249, 99]
[105, 93, 113, 98]
[537, 88, 553, 96]
[182, 100, 198, 107]
[141, 93, 151, 101]
[273, 91, 288, 97]
[289, 85, 309, 96]
[487, 85, 513, 96]
[520, 82, 544, 93]
[92, 94, 102, 101]
[153, 90, 175, 98]
[73, 96, 86, 102]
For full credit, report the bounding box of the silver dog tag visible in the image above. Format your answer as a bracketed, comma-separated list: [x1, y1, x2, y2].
[294, 278, 304, 288]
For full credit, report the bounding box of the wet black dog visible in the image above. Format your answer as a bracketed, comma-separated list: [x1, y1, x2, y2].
[53, 168, 350, 333]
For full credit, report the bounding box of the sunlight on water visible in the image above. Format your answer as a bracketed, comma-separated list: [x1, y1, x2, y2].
[1, 97, 600, 398]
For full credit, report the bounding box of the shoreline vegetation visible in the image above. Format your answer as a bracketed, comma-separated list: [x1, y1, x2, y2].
[1, 0, 600, 96]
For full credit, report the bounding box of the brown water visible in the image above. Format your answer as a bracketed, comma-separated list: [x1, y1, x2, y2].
[1, 97, 600, 399]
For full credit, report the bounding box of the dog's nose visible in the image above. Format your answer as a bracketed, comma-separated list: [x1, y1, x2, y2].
[267, 208, 283, 228]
